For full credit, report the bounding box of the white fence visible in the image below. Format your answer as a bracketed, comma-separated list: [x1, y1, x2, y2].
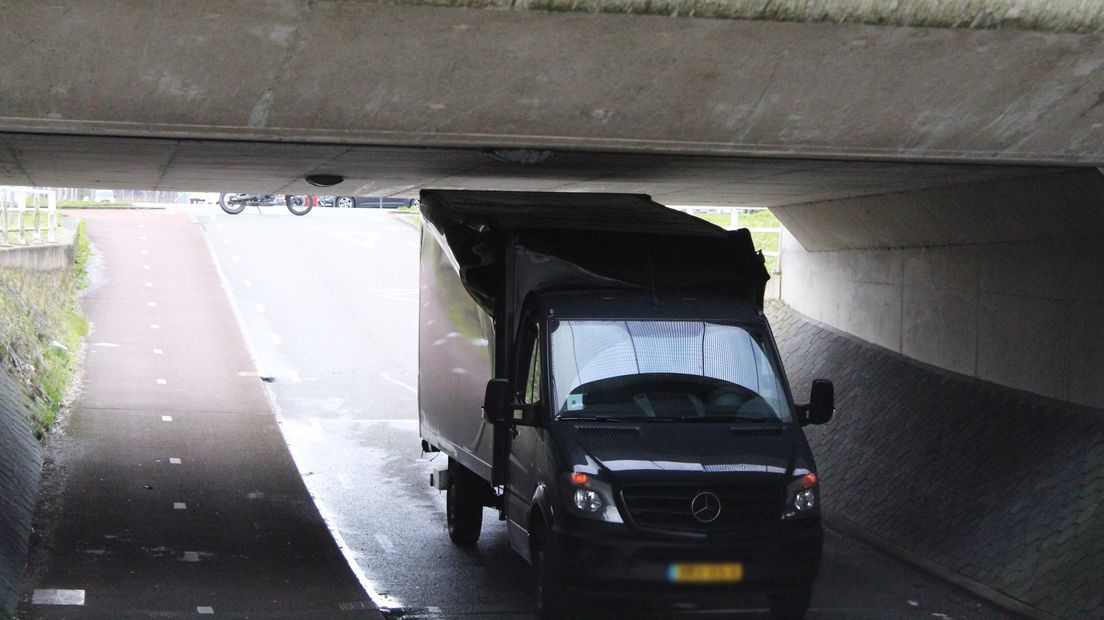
[0, 187, 58, 246]
[671, 206, 783, 272]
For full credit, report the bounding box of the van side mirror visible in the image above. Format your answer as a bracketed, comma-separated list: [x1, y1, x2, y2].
[483, 378, 511, 425]
[797, 379, 835, 426]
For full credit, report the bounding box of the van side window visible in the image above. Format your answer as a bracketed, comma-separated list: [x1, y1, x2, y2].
[523, 330, 542, 405]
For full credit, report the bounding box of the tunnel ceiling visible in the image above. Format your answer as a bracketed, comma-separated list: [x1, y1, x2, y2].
[0, 132, 1073, 208]
[2, 1, 1103, 168]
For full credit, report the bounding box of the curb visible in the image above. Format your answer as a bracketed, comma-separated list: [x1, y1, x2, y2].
[824, 512, 1054, 620]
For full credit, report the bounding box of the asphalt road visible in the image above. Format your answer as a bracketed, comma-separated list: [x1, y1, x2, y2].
[19, 209, 378, 619]
[192, 204, 1018, 620]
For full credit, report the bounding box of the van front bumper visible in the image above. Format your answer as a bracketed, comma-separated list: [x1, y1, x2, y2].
[549, 516, 822, 599]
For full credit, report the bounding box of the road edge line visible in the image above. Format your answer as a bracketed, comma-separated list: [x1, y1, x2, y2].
[196, 216, 386, 619]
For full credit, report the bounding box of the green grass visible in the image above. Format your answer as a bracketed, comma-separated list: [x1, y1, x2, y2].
[57, 199, 133, 208]
[688, 209, 782, 273]
[0, 220, 90, 438]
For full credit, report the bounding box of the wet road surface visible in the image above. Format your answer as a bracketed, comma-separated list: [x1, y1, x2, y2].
[193, 205, 1019, 620]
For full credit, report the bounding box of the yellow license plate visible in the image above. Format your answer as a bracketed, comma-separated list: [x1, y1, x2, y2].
[668, 563, 744, 583]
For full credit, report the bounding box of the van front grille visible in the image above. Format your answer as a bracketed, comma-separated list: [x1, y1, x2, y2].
[620, 484, 782, 535]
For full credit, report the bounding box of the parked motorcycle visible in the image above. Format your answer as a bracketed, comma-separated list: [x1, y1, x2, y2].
[218, 193, 313, 216]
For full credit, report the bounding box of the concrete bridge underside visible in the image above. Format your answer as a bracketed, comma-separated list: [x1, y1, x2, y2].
[2, 1, 1102, 619]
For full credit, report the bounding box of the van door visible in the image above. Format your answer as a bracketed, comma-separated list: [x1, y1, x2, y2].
[507, 319, 544, 559]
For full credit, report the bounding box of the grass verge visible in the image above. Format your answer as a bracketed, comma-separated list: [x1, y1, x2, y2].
[0, 220, 90, 438]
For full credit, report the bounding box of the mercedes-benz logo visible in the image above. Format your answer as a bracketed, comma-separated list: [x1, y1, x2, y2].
[690, 491, 722, 523]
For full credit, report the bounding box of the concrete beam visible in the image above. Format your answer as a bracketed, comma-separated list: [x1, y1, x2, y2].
[405, 0, 1104, 34]
[1, 1, 1103, 165]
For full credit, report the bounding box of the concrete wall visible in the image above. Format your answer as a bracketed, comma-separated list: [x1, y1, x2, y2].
[0, 230, 76, 272]
[0, 364, 42, 617]
[769, 303, 1104, 619]
[774, 167, 1104, 409]
[770, 166, 1104, 617]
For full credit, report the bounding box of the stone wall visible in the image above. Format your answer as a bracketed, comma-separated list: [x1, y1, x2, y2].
[0, 364, 42, 617]
[768, 302, 1104, 619]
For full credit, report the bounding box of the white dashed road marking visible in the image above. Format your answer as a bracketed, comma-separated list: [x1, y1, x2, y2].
[181, 551, 201, 562]
[170, 457, 182, 465]
[153, 348, 163, 355]
[380, 372, 417, 394]
[147, 301, 157, 307]
[144, 282, 153, 288]
[156, 378, 167, 385]
[197, 606, 214, 614]
[243, 278, 253, 287]
[272, 334, 283, 345]
[142, 264, 150, 270]
[32, 589, 85, 606]
[375, 533, 397, 554]
[150, 323, 160, 329]
[231, 254, 240, 262]
[174, 502, 187, 510]
[256, 304, 266, 314]
[162, 416, 173, 422]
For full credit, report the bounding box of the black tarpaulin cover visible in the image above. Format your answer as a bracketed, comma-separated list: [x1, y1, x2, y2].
[420, 190, 770, 314]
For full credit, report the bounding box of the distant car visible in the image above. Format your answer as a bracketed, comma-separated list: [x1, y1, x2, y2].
[323, 196, 416, 209]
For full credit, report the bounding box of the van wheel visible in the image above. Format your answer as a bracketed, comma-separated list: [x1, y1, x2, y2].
[533, 525, 568, 620]
[767, 585, 813, 620]
[446, 462, 482, 546]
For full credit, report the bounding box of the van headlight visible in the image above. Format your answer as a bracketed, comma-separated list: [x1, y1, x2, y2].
[782, 472, 819, 520]
[566, 472, 623, 523]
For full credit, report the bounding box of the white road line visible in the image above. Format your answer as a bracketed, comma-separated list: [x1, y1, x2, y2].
[150, 323, 160, 329]
[156, 378, 167, 385]
[288, 370, 301, 383]
[333, 231, 379, 251]
[140, 250, 148, 255]
[142, 264, 150, 270]
[223, 237, 231, 243]
[144, 282, 153, 287]
[139, 235, 148, 240]
[256, 304, 266, 314]
[197, 607, 214, 615]
[173, 502, 187, 510]
[147, 301, 157, 307]
[272, 334, 283, 345]
[380, 372, 417, 394]
[161, 415, 173, 422]
[231, 254, 240, 262]
[138, 224, 145, 229]
[92, 342, 119, 348]
[181, 551, 200, 562]
[153, 348, 163, 355]
[336, 473, 353, 490]
[243, 278, 253, 287]
[375, 533, 397, 554]
[32, 589, 85, 606]
[169, 457, 182, 465]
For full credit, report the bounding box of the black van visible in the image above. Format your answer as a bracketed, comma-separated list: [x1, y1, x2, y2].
[418, 191, 834, 619]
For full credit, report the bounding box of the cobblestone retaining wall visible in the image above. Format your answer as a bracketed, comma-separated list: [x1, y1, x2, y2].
[768, 302, 1104, 620]
[0, 364, 41, 616]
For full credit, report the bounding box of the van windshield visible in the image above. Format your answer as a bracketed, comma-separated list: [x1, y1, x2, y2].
[549, 320, 792, 423]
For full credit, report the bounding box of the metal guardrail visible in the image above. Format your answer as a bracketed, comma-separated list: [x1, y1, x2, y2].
[0, 187, 57, 246]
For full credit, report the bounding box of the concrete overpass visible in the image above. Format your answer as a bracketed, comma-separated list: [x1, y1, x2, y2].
[2, 1, 1103, 618]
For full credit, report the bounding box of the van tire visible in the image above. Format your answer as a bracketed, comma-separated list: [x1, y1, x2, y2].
[533, 525, 569, 620]
[446, 462, 482, 546]
[767, 585, 813, 620]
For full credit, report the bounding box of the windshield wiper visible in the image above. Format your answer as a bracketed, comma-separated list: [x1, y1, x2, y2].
[559, 415, 675, 423]
[671, 414, 780, 423]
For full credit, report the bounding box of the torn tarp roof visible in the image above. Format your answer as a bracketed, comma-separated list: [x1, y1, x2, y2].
[420, 190, 770, 314]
